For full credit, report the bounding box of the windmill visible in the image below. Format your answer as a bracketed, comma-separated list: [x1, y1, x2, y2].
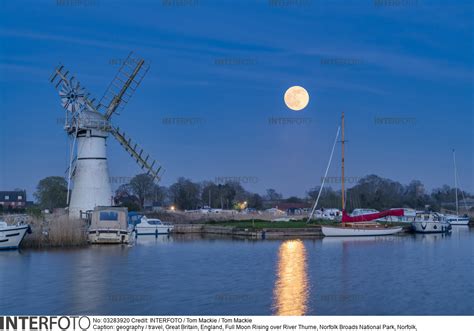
[49, 52, 163, 219]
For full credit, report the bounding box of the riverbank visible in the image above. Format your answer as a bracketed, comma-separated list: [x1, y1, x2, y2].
[5, 213, 471, 248]
[172, 220, 415, 239]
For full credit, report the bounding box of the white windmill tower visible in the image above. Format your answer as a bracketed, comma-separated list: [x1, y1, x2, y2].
[49, 52, 163, 219]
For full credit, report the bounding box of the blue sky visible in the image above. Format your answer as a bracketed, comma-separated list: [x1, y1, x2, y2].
[0, 0, 472, 200]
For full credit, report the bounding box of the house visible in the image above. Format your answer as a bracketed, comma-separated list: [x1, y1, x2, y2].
[276, 202, 311, 215]
[0, 190, 27, 209]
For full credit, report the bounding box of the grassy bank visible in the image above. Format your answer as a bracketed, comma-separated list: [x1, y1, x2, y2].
[21, 215, 88, 249]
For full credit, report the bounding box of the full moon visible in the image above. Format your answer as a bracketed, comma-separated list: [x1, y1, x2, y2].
[284, 86, 309, 111]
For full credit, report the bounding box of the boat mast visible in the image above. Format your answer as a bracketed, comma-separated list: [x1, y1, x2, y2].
[341, 112, 345, 211]
[453, 149, 459, 216]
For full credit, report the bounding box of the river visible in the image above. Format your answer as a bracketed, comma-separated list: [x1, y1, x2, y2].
[0, 227, 472, 315]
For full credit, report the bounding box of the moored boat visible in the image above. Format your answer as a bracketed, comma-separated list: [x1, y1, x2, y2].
[412, 212, 452, 233]
[309, 113, 404, 237]
[88, 207, 133, 244]
[447, 149, 471, 226]
[445, 214, 470, 226]
[135, 216, 173, 236]
[321, 222, 403, 237]
[0, 220, 31, 250]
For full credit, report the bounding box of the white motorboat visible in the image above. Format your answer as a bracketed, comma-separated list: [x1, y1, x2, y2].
[0, 220, 31, 250]
[135, 216, 173, 236]
[445, 214, 470, 226]
[322, 222, 403, 237]
[412, 212, 452, 233]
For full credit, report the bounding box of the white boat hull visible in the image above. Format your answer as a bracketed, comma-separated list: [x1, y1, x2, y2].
[0, 225, 30, 250]
[412, 221, 452, 233]
[88, 229, 131, 244]
[322, 225, 403, 237]
[135, 225, 173, 236]
[446, 217, 470, 226]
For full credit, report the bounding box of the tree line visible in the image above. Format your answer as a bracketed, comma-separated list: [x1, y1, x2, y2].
[29, 174, 473, 212]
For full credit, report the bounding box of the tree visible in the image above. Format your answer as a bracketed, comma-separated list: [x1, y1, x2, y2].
[306, 186, 340, 209]
[114, 183, 141, 209]
[265, 188, 282, 201]
[285, 196, 303, 203]
[169, 177, 201, 210]
[201, 182, 219, 208]
[34, 176, 68, 210]
[403, 180, 430, 209]
[152, 185, 168, 207]
[248, 193, 263, 210]
[129, 174, 156, 209]
[120, 200, 141, 212]
[218, 184, 238, 209]
[346, 175, 405, 211]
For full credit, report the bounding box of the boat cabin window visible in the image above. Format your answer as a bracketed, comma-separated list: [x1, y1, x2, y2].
[100, 211, 119, 221]
[148, 220, 162, 225]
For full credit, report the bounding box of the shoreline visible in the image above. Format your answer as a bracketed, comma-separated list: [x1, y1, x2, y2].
[18, 222, 420, 250]
[172, 223, 416, 239]
[7, 214, 471, 249]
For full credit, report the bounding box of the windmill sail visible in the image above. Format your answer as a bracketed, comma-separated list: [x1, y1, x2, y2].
[111, 127, 163, 182]
[99, 52, 150, 120]
[49, 65, 99, 113]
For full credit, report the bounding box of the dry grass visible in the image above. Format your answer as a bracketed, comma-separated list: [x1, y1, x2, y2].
[21, 214, 88, 248]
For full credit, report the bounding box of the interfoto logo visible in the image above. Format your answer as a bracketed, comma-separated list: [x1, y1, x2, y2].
[268, 0, 311, 7]
[109, 57, 142, 66]
[374, 116, 416, 125]
[109, 176, 132, 184]
[0, 316, 90, 330]
[215, 293, 258, 302]
[108, 294, 151, 302]
[320, 57, 364, 66]
[215, 176, 259, 184]
[319, 293, 364, 302]
[56, 0, 99, 6]
[56, 117, 111, 130]
[323, 176, 361, 184]
[374, 0, 419, 7]
[268, 117, 312, 125]
[162, 117, 205, 125]
[214, 58, 258, 65]
[161, 0, 200, 6]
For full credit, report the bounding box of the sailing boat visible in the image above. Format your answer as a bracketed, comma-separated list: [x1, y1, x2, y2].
[318, 113, 404, 237]
[445, 150, 470, 226]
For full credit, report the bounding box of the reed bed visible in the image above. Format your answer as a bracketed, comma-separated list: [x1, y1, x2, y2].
[21, 214, 88, 248]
